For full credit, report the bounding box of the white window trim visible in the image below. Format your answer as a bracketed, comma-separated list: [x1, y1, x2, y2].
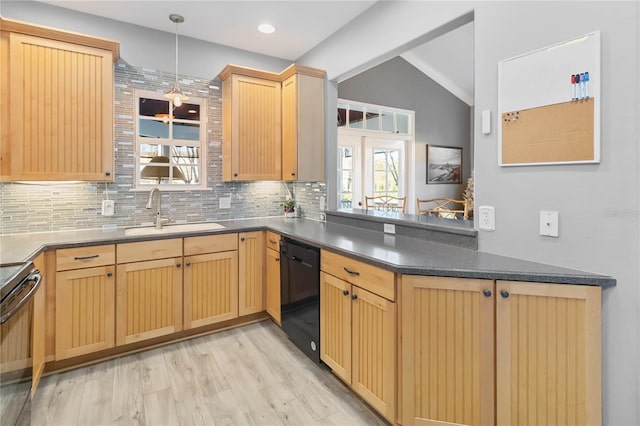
[337, 99, 415, 213]
[134, 89, 208, 191]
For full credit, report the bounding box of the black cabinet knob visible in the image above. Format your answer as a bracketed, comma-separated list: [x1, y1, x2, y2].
[233, 173, 238, 177]
[240, 237, 245, 242]
[291, 172, 296, 176]
[500, 289, 510, 298]
[483, 289, 492, 297]
[343, 290, 349, 296]
[176, 263, 181, 268]
[106, 272, 113, 277]
[275, 258, 280, 262]
[351, 294, 358, 301]
[105, 171, 111, 176]
[186, 262, 191, 267]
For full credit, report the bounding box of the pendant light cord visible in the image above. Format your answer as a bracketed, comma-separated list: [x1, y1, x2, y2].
[174, 19, 179, 88]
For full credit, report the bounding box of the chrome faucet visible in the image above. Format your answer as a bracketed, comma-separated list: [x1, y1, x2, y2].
[146, 188, 165, 229]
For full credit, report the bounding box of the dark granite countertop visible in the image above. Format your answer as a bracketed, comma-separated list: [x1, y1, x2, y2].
[0, 217, 615, 288]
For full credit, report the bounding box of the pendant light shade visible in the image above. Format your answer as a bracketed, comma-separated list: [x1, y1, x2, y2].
[164, 14, 188, 106]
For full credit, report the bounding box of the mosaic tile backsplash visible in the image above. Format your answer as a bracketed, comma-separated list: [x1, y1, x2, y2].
[0, 62, 326, 235]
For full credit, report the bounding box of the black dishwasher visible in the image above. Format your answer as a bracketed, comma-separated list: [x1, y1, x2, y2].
[280, 238, 321, 363]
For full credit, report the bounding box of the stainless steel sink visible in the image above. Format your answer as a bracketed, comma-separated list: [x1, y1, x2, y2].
[124, 222, 226, 236]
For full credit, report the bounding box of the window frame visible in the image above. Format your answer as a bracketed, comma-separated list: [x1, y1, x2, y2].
[337, 99, 415, 212]
[134, 89, 207, 191]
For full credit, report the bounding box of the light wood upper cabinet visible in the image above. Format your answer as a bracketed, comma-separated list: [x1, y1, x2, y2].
[281, 66, 325, 181]
[221, 69, 282, 181]
[238, 231, 265, 316]
[220, 64, 325, 181]
[401, 275, 495, 426]
[55, 245, 116, 360]
[0, 18, 119, 181]
[496, 281, 602, 426]
[183, 234, 239, 329]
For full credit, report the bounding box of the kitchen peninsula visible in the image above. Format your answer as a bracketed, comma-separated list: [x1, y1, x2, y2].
[1, 216, 613, 425]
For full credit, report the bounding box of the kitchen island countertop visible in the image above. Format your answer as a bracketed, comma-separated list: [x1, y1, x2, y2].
[0, 217, 615, 287]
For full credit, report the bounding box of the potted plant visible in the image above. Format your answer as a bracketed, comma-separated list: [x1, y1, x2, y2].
[284, 198, 296, 218]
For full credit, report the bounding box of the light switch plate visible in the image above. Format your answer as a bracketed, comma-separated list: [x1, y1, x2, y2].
[219, 197, 231, 209]
[539, 210, 559, 237]
[101, 200, 115, 216]
[478, 205, 495, 231]
[482, 110, 491, 135]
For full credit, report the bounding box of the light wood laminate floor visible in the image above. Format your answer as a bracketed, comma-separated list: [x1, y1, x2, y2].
[31, 320, 387, 425]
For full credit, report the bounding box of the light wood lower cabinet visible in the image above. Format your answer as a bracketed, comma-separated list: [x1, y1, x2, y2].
[320, 271, 396, 422]
[401, 275, 495, 426]
[238, 231, 264, 316]
[55, 265, 115, 359]
[401, 275, 602, 426]
[495, 280, 602, 426]
[265, 231, 281, 323]
[183, 251, 238, 329]
[54, 245, 116, 360]
[116, 257, 183, 345]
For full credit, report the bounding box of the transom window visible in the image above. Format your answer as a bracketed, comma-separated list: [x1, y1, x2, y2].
[135, 90, 206, 189]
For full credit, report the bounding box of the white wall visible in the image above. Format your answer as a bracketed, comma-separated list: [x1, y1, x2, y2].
[301, 2, 640, 425]
[0, 1, 291, 78]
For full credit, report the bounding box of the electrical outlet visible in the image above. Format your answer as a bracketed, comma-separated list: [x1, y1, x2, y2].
[219, 197, 231, 209]
[383, 223, 396, 234]
[539, 210, 559, 237]
[319, 196, 326, 211]
[101, 200, 115, 216]
[478, 205, 495, 231]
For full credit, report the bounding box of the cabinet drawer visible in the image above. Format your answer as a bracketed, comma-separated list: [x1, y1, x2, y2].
[184, 233, 238, 256]
[56, 245, 115, 271]
[265, 231, 281, 251]
[321, 250, 395, 301]
[117, 239, 182, 264]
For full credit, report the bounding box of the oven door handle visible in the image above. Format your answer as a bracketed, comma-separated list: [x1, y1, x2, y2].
[0, 272, 42, 325]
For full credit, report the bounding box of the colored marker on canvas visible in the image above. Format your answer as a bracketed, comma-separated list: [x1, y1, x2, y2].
[580, 73, 585, 100]
[571, 74, 576, 100]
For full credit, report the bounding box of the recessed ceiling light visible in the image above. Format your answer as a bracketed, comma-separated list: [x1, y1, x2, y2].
[188, 109, 197, 114]
[258, 23, 276, 34]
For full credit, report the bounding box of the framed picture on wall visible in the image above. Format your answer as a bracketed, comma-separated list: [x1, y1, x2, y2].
[426, 145, 462, 184]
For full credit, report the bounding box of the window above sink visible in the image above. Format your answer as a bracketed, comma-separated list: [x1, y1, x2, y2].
[135, 90, 207, 190]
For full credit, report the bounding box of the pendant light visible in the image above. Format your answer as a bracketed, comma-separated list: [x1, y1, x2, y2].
[164, 14, 188, 107]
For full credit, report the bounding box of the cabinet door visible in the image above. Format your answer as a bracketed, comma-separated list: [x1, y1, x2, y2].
[265, 247, 281, 324]
[55, 265, 115, 360]
[496, 281, 601, 426]
[238, 231, 264, 316]
[31, 253, 46, 396]
[116, 258, 183, 345]
[183, 251, 238, 329]
[282, 72, 325, 182]
[319, 272, 352, 383]
[401, 275, 495, 426]
[7, 33, 114, 181]
[224, 75, 281, 181]
[351, 285, 396, 422]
